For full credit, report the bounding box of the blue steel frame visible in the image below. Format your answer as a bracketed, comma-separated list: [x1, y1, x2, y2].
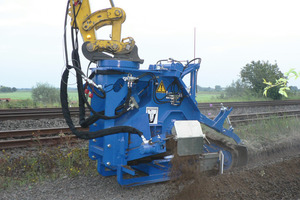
[87, 59, 242, 186]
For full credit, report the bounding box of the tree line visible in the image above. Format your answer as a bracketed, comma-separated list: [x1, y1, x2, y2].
[0, 86, 17, 93]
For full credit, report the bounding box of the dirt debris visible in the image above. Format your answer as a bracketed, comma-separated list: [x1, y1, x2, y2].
[168, 154, 300, 200]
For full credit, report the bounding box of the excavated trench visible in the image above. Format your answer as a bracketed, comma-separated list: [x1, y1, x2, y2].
[168, 134, 300, 200]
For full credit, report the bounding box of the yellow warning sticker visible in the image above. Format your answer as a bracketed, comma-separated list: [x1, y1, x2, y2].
[156, 81, 166, 93]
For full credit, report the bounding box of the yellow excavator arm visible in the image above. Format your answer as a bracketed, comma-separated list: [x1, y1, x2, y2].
[69, 0, 135, 54]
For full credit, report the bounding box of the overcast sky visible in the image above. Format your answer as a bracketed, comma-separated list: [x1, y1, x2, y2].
[0, 0, 299, 89]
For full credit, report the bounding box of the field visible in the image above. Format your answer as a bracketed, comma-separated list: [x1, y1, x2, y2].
[0, 91, 32, 100]
[1, 90, 300, 106]
[0, 90, 78, 108]
[0, 90, 78, 100]
[196, 91, 300, 102]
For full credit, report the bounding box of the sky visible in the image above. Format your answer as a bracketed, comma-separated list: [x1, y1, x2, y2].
[0, 0, 299, 89]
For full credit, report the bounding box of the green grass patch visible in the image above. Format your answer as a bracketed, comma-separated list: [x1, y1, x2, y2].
[0, 90, 79, 109]
[0, 90, 79, 101]
[196, 92, 221, 103]
[0, 145, 97, 191]
[203, 116, 300, 151]
[195, 91, 270, 103]
[235, 116, 300, 145]
[0, 91, 32, 100]
[196, 91, 300, 103]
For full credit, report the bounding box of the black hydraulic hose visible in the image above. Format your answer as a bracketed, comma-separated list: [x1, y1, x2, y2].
[67, 51, 133, 126]
[63, 1, 70, 65]
[71, 48, 87, 126]
[60, 68, 143, 139]
[79, 87, 132, 128]
[182, 57, 202, 73]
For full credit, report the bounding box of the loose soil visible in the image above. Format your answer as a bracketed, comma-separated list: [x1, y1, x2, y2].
[169, 154, 300, 200]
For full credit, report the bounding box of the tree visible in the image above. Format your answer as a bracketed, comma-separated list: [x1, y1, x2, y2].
[224, 79, 249, 98]
[264, 68, 299, 97]
[215, 85, 222, 91]
[32, 83, 59, 104]
[240, 60, 284, 100]
[0, 86, 17, 93]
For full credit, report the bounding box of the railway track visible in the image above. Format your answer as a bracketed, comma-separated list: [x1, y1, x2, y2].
[0, 107, 80, 120]
[229, 109, 300, 124]
[0, 127, 88, 149]
[0, 100, 299, 120]
[0, 109, 299, 149]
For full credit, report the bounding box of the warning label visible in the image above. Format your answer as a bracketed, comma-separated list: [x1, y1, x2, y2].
[156, 81, 166, 93]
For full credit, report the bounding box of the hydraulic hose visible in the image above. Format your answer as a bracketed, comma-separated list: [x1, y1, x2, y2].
[60, 67, 143, 139]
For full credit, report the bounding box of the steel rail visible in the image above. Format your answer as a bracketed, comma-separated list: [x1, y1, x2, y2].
[230, 111, 300, 125]
[0, 135, 79, 149]
[0, 107, 80, 120]
[230, 110, 300, 121]
[0, 127, 88, 139]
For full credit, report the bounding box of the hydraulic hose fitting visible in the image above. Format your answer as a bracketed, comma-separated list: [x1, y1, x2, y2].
[123, 74, 138, 88]
[140, 135, 149, 144]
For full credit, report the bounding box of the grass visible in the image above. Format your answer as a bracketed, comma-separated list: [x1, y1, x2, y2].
[0, 144, 97, 191]
[0, 91, 32, 100]
[235, 116, 300, 146]
[203, 115, 300, 152]
[0, 90, 78, 101]
[0, 90, 79, 109]
[195, 91, 268, 103]
[196, 91, 300, 103]
[196, 92, 221, 103]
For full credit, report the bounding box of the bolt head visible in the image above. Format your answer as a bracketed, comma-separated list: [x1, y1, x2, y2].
[114, 10, 121, 16]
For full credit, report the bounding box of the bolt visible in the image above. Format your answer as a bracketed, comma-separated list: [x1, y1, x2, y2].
[92, 139, 96, 142]
[92, 155, 96, 159]
[114, 10, 121, 16]
[86, 43, 94, 52]
[107, 144, 111, 148]
[112, 44, 118, 50]
[106, 162, 111, 166]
